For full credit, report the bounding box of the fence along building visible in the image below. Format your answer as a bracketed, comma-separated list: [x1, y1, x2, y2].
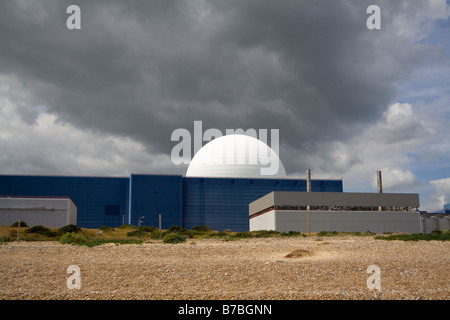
[249, 191, 421, 234]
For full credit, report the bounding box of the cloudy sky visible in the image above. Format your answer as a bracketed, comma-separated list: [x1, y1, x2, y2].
[0, 0, 449, 211]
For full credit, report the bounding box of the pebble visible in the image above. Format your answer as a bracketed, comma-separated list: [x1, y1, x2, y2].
[0, 237, 448, 300]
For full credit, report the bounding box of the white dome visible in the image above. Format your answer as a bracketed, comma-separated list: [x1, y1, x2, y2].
[186, 134, 286, 178]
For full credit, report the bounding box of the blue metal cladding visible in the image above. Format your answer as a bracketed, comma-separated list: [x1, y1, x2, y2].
[182, 177, 343, 232]
[0, 174, 342, 231]
[444, 204, 450, 213]
[130, 174, 182, 229]
[0, 175, 129, 228]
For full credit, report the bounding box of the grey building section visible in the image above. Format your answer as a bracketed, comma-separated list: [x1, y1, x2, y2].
[250, 191, 420, 214]
[420, 214, 450, 234]
[249, 191, 421, 234]
[255, 210, 421, 234]
[0, 197, 77, 228]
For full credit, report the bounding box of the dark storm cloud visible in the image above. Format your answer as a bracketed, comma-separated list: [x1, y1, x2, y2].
[0, 0, 437, 175]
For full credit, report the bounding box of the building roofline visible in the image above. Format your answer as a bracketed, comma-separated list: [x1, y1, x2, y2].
[0, 173, 130, 179]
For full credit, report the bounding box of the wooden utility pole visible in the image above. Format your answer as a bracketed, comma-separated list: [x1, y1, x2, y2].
[159, 214, 162, 239]
[307, 206, 310, 236]
[306, 169, 311, 236]
[17, 218, 20, 242]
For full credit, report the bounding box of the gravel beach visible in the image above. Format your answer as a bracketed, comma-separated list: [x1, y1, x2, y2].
[0, 236, 448, 300]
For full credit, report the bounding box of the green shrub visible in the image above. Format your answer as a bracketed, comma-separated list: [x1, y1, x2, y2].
[60, 232, 144, 247]
[0, 235, 12, 243]
[234, 231, 253, 238]
[280, 231, 304, 237]
[317, 231, 339, 237]
[166, 225, 192, 238]
[222, 235, 235, 242]
[191, 225, 214, 232]
[117, 224, 137, 229]
[188, 229, 207, 236]
[375, 232, 450, 241]
[168, 225, 186, 233]
[10, 221, 28, 228]
[58, 224, 81, 234]
[127, 229, 147, 237]
[208, 231, 228, 238]
[138, 226, 157, 233]
[26, 225, 56, 237]
[252, 230, 280, 238]
[60, 232, 87, 245]
[163, 232, 186, 244]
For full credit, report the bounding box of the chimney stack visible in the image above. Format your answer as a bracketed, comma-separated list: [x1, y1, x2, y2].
[377, 171, 383, 194]
[306, 169, 311, 192]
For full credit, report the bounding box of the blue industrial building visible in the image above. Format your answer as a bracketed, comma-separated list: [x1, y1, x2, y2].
[0, 174, 342, 231]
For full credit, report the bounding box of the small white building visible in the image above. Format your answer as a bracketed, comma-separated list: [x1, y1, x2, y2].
[0, 197, 77, 228]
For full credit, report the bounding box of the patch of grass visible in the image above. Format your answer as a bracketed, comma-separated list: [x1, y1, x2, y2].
[0, 223, 312, 244]
[116, 224, 137, 229]
[60, 232, 88, 245]
[0, 235, 13, 243]
[163, 232, 186, 244]
[316, 231, 376, 237]
[317, 231, 339, 237]
[375, 231, 450, 241]
[126, 229, 147, 237]
[281, 231, 305, 237]
[60, 232, 144, 247]
[26, 225, 57, 237]
[252, 230, 280, 238]
[99, 225, 115, 232]
[209, 229, 306, 240]
[187, 229, 208, 237]
[222, 235, 235, 242]
[58, 224, 81, 234]
[234, 231, 253, 238]
[138, 226, 157, 233]
[188, 225, 215, 238]
[207, 231, 229, 238]
[166, 225, 192, 238]
[191, 225, 214, 232]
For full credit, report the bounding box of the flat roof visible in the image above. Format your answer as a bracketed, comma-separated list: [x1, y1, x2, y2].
[249, 191, 420, 215]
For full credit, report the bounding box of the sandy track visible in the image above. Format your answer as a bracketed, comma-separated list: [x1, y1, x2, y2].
[0, 236, 448, 300]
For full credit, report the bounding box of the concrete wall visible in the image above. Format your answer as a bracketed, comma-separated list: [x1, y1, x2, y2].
[250, 210, 276, 231]
[421, 215, 450, 233]
[250, 210, 422, 234]
[0, 197, 77, 228]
